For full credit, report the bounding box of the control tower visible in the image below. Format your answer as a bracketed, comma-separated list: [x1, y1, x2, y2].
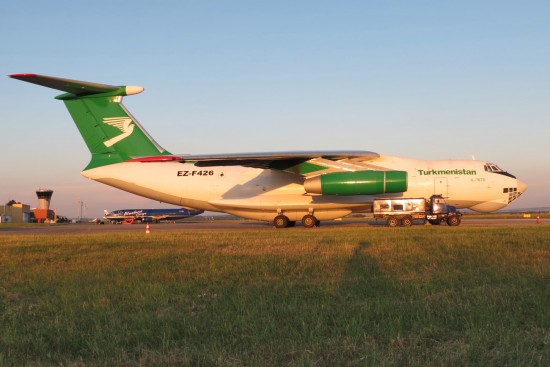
[36, 189, 53, 209]
[34, 189, 55, 222]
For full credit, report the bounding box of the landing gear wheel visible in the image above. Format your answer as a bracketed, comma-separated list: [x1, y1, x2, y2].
[274, 215, 290, 228]
[401, 216, 413, 227]
[446, 215, 461, 226]
[301, 215, 318, 228]
[387, 217, 399, 227]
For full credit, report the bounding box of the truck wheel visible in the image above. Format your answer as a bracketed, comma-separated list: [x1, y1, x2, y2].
[274, 215, 290, 228]
[301, 214, 318, 228]
[387, 217, 399, 227]
[447, 215, 461, 226]
[401, 216, 413, 227]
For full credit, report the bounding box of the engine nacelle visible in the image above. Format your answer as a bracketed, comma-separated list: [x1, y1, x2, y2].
[304, 170, 407, 195]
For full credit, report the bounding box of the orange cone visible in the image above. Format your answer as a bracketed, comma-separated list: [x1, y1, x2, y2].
[536, 216, 540, 224]
[146, 223, 150, 234]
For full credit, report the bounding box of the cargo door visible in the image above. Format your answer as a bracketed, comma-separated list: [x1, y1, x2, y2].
[434, 177, 448, 197]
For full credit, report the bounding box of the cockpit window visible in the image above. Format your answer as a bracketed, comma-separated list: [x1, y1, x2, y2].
[484, 163, 517, 179]
[484, 163, 503, 172]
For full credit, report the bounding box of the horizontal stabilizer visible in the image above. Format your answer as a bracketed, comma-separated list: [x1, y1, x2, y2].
[9, 73, 143, 97]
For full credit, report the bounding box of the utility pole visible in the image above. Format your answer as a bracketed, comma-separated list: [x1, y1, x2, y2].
[77, 199, 85, 223]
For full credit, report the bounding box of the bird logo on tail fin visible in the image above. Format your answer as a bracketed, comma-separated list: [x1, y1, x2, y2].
[102, 117, 135, 147]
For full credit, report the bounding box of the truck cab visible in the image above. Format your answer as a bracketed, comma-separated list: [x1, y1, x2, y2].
[426, 195, 461, 226]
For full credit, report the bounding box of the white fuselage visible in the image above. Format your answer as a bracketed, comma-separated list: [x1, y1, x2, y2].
[82, 155, 526, 221]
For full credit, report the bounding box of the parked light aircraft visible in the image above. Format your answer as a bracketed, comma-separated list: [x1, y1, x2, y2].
[10, 74, 527, 228]
[103, 208, 204, 224]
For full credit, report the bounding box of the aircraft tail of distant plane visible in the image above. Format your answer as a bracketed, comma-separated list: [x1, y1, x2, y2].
[9, 74, 170, 170]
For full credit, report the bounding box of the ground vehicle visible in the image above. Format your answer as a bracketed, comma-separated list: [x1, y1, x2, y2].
[373, 195, 462, 227]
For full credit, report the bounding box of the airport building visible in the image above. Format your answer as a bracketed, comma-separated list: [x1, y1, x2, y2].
[34, 189, 55, 223]
[0, 189, 56, 223]
[0, 202, 32, 223]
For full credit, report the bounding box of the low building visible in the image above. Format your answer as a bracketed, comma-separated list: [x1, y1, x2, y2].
[0, 203, 32, 223]
[33, 208, 56, 223]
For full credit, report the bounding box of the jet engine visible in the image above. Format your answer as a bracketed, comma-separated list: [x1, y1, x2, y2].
[304, 170, 407, 195]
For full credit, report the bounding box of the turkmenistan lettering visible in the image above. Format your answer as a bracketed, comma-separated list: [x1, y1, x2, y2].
[417, 169, 477, 176]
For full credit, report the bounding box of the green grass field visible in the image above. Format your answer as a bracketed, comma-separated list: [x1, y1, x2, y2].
[1, 226, 549, 366]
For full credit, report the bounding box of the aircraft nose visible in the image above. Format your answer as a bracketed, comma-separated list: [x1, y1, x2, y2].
[517, 179, 527, 194]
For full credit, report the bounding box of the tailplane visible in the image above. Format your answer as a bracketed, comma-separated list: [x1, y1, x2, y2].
[9, 74, 170, 170]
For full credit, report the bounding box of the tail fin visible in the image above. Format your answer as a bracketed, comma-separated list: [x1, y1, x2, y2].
[9, 74, 171, 170]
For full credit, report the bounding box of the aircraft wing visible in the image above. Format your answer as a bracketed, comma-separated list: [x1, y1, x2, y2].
[176, 150, 381, 175]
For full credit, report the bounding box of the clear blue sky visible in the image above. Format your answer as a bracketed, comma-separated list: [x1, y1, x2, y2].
[1, 1, 549, 218]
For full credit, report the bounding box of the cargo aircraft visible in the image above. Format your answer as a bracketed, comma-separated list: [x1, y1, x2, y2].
[103, 208, 204, 224]
[10, 74, 527, 228]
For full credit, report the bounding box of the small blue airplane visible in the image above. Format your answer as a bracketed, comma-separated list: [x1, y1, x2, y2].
[103, 208, 203, 224]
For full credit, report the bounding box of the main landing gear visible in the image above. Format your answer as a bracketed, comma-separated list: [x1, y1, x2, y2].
[274, 215, 290, 228]
[273, 214, 319, 228]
